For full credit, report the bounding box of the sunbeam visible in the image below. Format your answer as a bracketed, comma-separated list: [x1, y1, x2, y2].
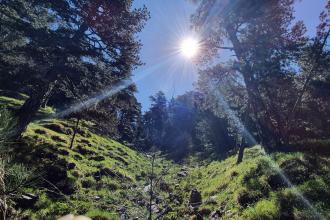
[53, 56, 176, 119]
[209, 80, 326, 220]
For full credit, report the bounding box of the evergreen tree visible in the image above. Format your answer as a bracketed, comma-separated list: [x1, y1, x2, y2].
[143, 91, 168, 150]
[0, 0, 149, 139]
[192, 0, 307, 149]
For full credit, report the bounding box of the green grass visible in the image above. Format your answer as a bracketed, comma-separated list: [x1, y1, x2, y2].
[173, 146, 330, 219]
[17, 121, 330, 219]
[2, 96, 329, 219]
[0, 95, 54, 114]
[16, 118, 175, 219]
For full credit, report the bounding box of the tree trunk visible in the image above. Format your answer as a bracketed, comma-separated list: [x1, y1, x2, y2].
[236, 145, 245, 164]
[41, 80, 57, 108]
[148, 154, 155, 220]
[11, 85, 50, 140]
[69, 117, 80, 149]
[226, 26, 279, 149]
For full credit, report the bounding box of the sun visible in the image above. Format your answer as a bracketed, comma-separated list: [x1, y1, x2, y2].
[180, 37, 199, 59]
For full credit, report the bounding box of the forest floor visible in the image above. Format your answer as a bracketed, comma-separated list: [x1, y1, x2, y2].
[2, 96, 330, 220]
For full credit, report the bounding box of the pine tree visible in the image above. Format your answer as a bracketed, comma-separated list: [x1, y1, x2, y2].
[0, 0, 149, 139]
[192, 0, 306, 149]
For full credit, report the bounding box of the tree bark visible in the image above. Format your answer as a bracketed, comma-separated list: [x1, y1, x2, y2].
[69, 117, 80, 149]
[236, 145, 245, 164]
[226, 26, 280, 149]
[11, 85, 50, 140]
[148, 154, 155, 220]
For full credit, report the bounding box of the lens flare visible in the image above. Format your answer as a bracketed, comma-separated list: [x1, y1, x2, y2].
[180, 37, 199, 58]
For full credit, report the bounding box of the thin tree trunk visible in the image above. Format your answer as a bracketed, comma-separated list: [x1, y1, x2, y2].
[41, 80, 57, 108]
[69, 117, 80, 149]
[236, 145, 245, 164]
[148, 154, 155, 220]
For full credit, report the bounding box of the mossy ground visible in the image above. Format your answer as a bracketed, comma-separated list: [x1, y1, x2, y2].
[173, 147, 330, 219]
[2, 96, 330, 219]
[17, 119, 163, 219]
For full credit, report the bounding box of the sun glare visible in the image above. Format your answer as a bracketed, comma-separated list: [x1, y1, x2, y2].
[180, 37, 199, 58]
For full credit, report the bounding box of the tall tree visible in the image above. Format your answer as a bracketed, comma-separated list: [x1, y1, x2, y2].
[0, 0, 149, 139]
[143, 91, 168, 150]
[192, 0, 306, 149]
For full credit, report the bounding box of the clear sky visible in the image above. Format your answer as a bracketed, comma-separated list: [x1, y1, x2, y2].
[132, 0, 327, 111]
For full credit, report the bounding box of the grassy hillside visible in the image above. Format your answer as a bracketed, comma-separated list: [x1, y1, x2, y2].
[2, 96, 330, 219]
[17, 119, 153, 219]
[172, 147, 330, 220]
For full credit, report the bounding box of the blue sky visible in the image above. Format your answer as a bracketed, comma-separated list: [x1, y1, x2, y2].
[132, 0, 327, 111]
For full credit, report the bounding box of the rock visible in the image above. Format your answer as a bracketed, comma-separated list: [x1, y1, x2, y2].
[205, 196, 217, 205]
[117, 206, 126, 213]
[94, 196, 101, 201]
[120, 213, 129, 220]
[169, 193, 182, 205]
[143, 185, 151, 193]
[177, 171, 188, 177]
[151, 204, 160, 213]
[14, 193, 38, 209]
[209, 209, 224, 219]
[189, 189, 202, 208]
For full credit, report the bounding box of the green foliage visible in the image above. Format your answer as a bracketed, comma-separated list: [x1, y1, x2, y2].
[0, 108, 36, 218]
[0, 0, 149, 139]
[242, 199, 280, 220]
[173, 146, 330, 219]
